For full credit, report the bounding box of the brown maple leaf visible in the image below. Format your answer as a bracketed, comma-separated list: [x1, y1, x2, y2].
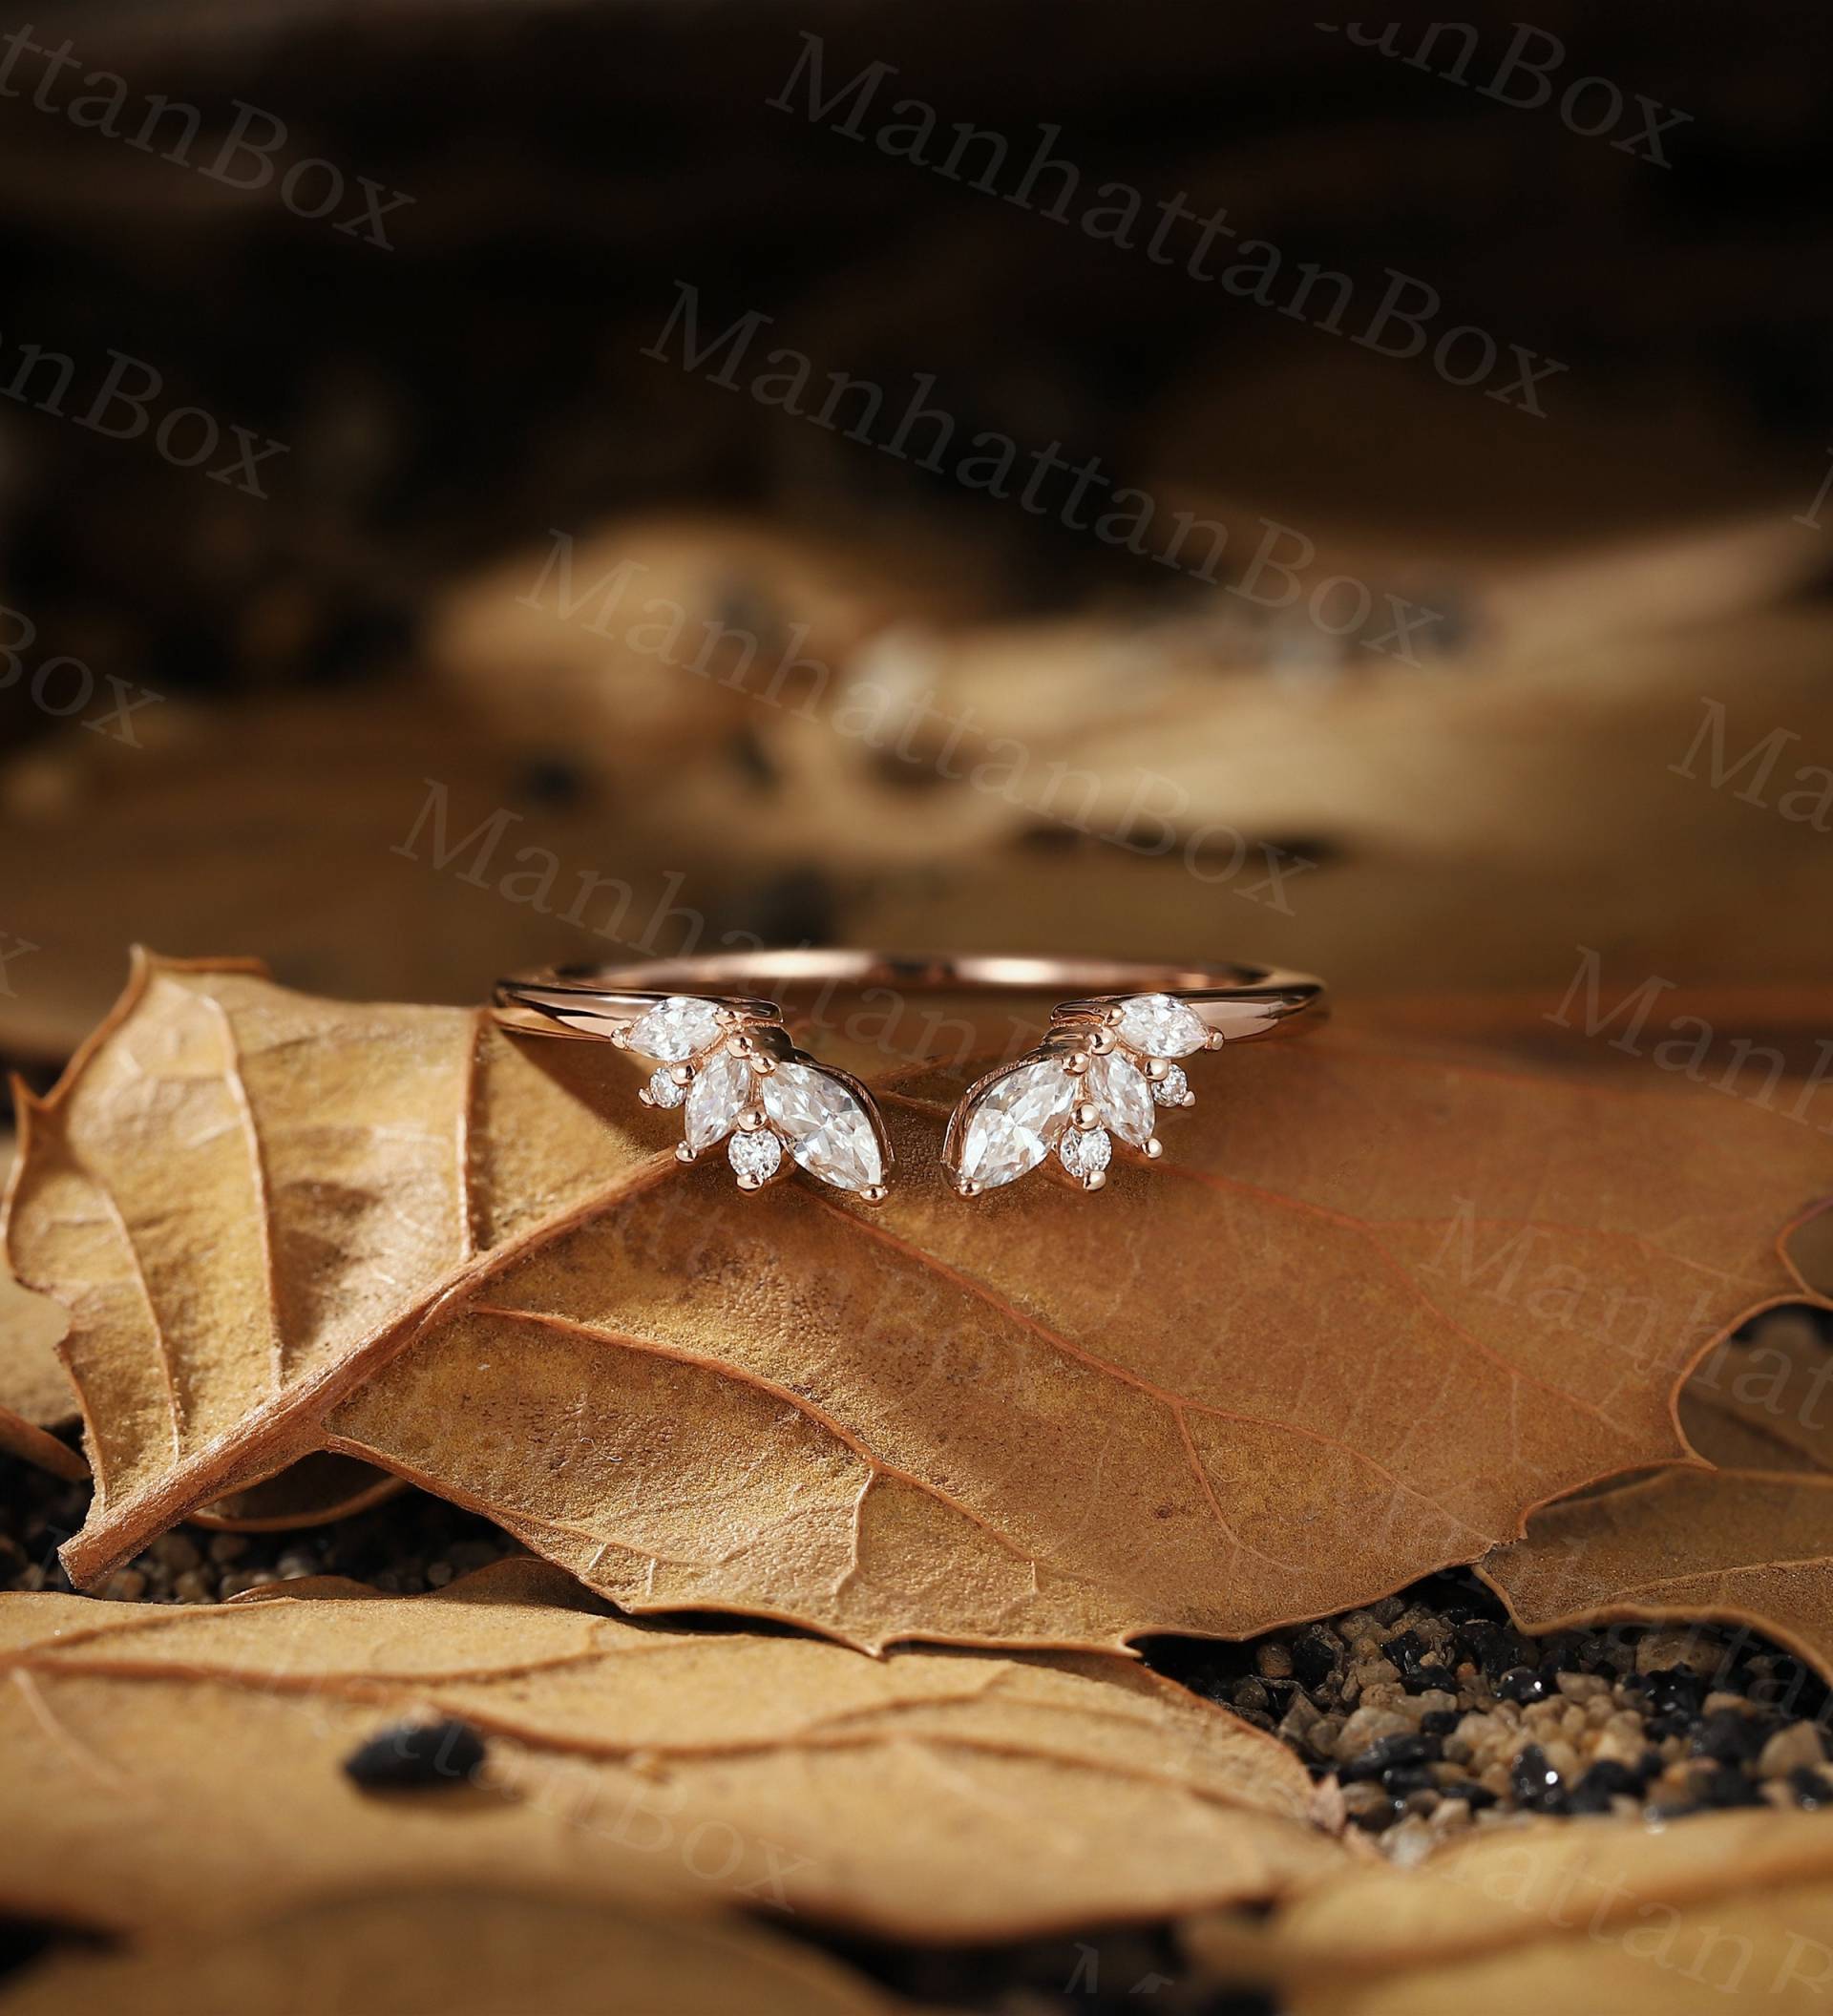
[0, 1558, 1340, 1942]
[9, 955, 1830, 1651]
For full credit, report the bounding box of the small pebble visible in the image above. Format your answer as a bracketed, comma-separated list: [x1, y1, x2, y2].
[344, 1719, 488, 1791]
[1759, 1722, 1824, 1778]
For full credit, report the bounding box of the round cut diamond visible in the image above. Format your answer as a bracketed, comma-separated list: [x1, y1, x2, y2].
[1058, 1125, 1111, 1185]
[759, 1061, 882, 1191]
[1113, 993, 1206, 1059]
[956, 1059, 1075, 1190]
[646, 1067, 686, 1109]
[1087, 1049, 1154, 1146]
[625, 995, 724, 1062]
[1151, 1063, 1190, 1106]
[685, 1050, 751, 1152]
[727, 1127, 782, 1185]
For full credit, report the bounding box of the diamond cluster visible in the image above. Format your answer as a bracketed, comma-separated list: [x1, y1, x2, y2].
[950, 993, 1207, 1195]
[622, 997, 884, 1197]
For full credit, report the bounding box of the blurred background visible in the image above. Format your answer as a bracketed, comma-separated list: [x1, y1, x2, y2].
[2, 0, 1831, 1071]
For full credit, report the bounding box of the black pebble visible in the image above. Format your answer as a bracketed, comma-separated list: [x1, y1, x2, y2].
[1455, 1619, 1522, 1671]
[1383, 1629, 1430, 1671]
[1690, 1765, 1766, 1810]
[1691, 1709, 1767, 1766]
[1790, 1767, 1833, 1810]
[1498, 1666, 1549, 1705]
[1636, 1667, 1707, 1717]
[1440, 1780, 1497, 1809]
[1419, 1709, 1462, 1737]
[1290, 1627, 1341, 1690]
[1567, 1758, 1645, 1814]
[344, 1718, 487, 1791]
[1381, 1764, 1438, 1798]
[1509, 1742, 1567, 1812]
[1338, 1732, 1441, 1783]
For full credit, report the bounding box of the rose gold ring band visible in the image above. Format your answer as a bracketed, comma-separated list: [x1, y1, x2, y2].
[488, 954, 1325, 1204]
[491, 952, 1326, 1045]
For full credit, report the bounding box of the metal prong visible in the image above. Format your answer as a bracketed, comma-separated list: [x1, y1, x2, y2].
[1143, 1138, 1163, 1161]
[674, 1143, 695, 1164]
[1088, 1026, 1118, 1055]
[737, 1106, 768, 1132]
[954, 1178, 981, 1199]
[1207, 1030, 1227, 1051]
[1072, 1100, 1100, 1131]
[1084, 1169, 1106, 1191]
[669, 1061, 696, 1086]
[859, 1183, 889, 1206]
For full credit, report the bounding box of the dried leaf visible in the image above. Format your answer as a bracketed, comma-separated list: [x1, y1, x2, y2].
[0, 1886, 915, 2016]
[1681, 1308, 1833, 1472]
[0, 1558, 1340, 1942]
[0, 1250, 81, 1481]
[12, 956, 1831, 1650]
[1185, 1809, 1833, 2014]
[192, 1451, 407, 1531]
[1479, 1468, 1833, 1685]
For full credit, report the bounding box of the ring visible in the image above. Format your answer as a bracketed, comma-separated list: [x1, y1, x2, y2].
[492, 953, 1326, 1203]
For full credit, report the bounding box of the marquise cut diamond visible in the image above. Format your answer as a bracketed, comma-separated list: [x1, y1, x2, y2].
[1113, 993, 1206, 1059]
[1087, 1050, 1154, 1146]
[685, 1050, 751, 1153]
[625, 995, 725, 1062]
[956, 1059, 1075, 1189]
[760, 1061, 883, 1191]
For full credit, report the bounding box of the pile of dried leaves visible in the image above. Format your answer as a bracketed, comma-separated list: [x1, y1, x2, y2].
[0, 954, 1830, 2010]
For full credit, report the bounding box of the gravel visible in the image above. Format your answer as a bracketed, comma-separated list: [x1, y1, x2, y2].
[1146, 1570, 1833, 1859]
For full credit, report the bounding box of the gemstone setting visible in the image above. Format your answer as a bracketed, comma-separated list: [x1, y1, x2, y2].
[727, 1127, 782, 1186]
[624, 995, 725, 1062]
[645, 1067, 686, 1109]
[955, 1059, 1076, 1190]
[760, 1061, 883, 1192]
[684, 1050, 751, 1153]
[1113, 993, 1207, 1059]
[1151, 1063, 1191, 1106]
[1058, 1124, 1111, 1186]
[1087, 1050, 1155, 1146]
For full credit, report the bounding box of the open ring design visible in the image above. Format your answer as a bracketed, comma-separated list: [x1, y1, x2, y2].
[491, 953, 1326, 1203]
